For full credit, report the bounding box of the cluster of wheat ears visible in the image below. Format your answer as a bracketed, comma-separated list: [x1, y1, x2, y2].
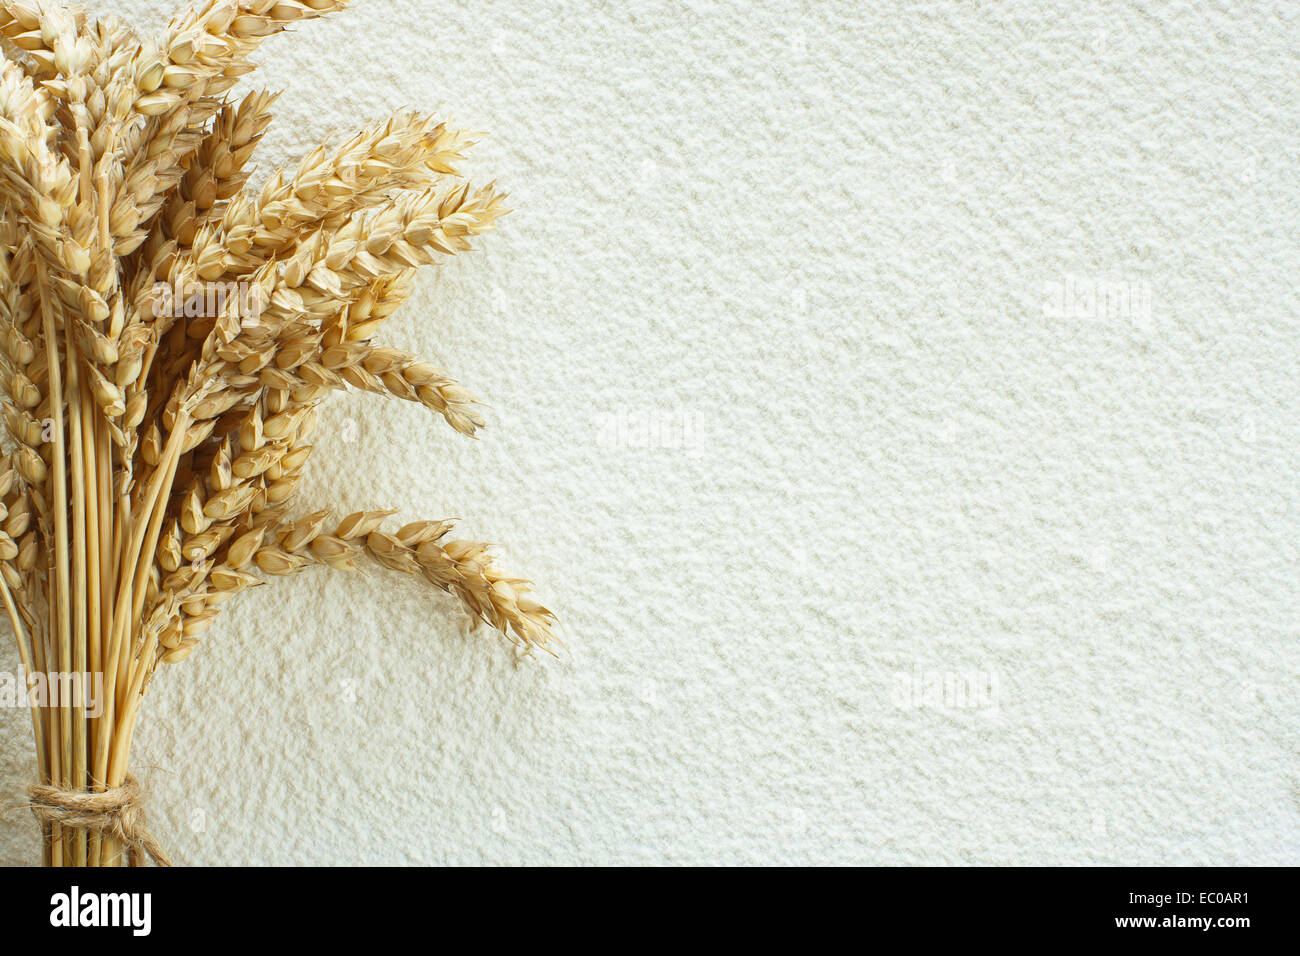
[0, 0, 555, 866]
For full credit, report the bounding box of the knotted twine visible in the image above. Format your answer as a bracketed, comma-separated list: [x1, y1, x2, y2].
[28, 775, 172, 867]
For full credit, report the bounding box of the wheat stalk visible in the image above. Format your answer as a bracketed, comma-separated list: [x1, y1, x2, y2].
[0, 0, 554, 867]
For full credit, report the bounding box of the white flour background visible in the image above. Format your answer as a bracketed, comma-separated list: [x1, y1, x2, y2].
[1, 0, 1297, 865]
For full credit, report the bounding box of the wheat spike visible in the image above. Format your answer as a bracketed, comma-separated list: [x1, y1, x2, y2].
[0, 0, 553, 867]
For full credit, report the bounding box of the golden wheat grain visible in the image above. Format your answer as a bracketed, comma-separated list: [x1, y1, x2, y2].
[1, 0, 554, 867]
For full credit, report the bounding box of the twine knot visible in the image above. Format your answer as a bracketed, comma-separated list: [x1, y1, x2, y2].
[28, 775, 171, 867]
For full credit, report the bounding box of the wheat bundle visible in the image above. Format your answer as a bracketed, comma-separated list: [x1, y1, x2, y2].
[0, 0, 555, 866]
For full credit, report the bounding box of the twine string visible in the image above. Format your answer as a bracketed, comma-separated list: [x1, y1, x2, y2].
[28, 775, 172, 867]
